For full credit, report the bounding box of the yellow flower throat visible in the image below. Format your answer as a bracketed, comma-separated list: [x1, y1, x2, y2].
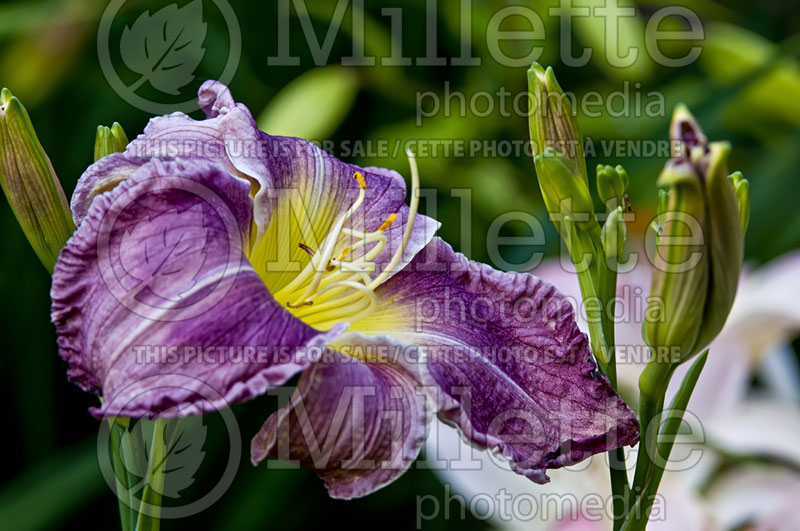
[271, 152, 420, 331]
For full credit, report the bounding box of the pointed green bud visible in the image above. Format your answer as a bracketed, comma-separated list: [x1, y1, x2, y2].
[528, 62, 587, 181]
[534, 147, 596, 233]
[601, 206, 627, 265]
[94, 122, 129, 161]
[534, 148, 595, 216]
[0, 88, 74, 272]
[641, 105, 746, 397]
[669, 104, 706, 159]
[596, 164, 629, 208]
[528, 63, 596, 239]
[728, 171, 749, 234]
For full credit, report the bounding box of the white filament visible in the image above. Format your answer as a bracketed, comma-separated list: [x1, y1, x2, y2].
[274, 152, 420, 330]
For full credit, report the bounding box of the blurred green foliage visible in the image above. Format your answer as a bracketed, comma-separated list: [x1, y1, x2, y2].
[1, 0, 799, 529]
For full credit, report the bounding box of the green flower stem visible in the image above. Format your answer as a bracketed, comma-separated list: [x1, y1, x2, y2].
[572, 258, 608, 368]
[622, 351, 708, 531]
[630, 358, 675, 503]
[594, 228, 617, 388]
[592, 228, 633, 530]
[630, 393, 662, 501]
[135, 418, 167, 531]
[594, 240, 632, 529]
[107, 414, 179, 531]
[563, 219, 609, 370]
[564, 220, 630, 528]
[109, 419, 134, 531]
[125, 423, 147, 530]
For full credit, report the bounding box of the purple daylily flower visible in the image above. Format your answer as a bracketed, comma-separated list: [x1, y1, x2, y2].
[51, 81, 638, 498]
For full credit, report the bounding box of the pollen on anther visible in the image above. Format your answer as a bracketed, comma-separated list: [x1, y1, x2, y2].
[378, 213, 397, 232]
[298, 242, 316, 256]
[354, 171, 367, 189]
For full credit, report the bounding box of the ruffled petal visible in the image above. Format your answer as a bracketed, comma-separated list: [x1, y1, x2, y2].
[352, 237, 639, 482]
[52, 158, 342, 418]
[125, 81, 267, 188]
[251, 332, 433, 499]
[70, 153, 150, 226]
[72, 82, 439, 287]
[71, 81, 268, 228]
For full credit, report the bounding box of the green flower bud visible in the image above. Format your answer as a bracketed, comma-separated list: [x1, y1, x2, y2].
[94, 122, 129, 161]
[528, 63, 594, 233]
[528, 62, 586, 179]
[693, 140, 744, 350]
[641, 105, 747, 398]
[643, 162, 709, 366]
[533, 147, 596, 231]
[596, 164, 629, 208]
[601, 206, 627, 265]
[0, 88, 74, 272]
[668, 104, 706, 158]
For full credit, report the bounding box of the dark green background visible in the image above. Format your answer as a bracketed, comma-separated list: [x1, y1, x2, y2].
[1, 0, 799, 529]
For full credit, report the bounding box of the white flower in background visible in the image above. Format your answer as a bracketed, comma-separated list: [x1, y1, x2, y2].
[424, 249, 800, 530]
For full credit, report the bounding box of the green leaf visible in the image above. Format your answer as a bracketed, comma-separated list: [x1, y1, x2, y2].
[257, 66, 359, 140]
[700, 22, 800, 126]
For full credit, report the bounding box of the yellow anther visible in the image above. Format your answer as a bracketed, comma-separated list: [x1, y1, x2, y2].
[378, 213, 397, 232]
[338, 247, 352, 261]
[354, 171, 367, 189]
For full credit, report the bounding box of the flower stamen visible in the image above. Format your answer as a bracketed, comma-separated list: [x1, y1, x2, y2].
[298, 242, 316, 257]
[273, 154, 420, 330]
